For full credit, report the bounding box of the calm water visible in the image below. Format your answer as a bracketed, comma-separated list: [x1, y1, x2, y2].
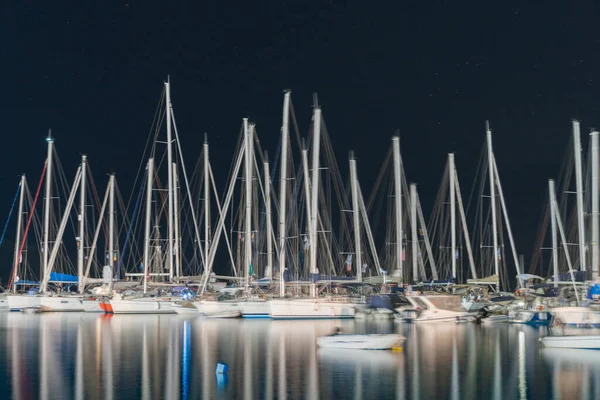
[0, 313, 599, 399]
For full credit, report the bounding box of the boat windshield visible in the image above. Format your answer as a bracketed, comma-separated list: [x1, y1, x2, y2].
[427, 296, 464, 312]
[411, 297, 429, 310]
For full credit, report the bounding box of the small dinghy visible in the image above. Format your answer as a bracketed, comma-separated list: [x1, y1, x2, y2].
[540, 335, 600, 349]
[317, 330, 405, 350]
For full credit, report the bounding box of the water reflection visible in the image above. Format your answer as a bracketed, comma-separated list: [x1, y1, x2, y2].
[3, 314, 600, 399]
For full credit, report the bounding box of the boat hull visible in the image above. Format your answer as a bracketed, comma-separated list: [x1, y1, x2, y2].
[238, 301, 270, 318]
[82, 299, 103, 313]
[6, 295, 41, 311]
[541, 335, 600, 349]
[269, 299, 356, 319]
[509, 310, 551, 325]
[195, 301, 240, 318]
[39, 296, 85, 312]
[110, 299, 176, 314]
[551, 307, 600, 328]
[317, 334, 405, 350]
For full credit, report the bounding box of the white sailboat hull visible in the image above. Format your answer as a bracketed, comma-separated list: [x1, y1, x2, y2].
[38, 296, 85, 312]
[541, 335, 600, 349]
[194, 301, 240, 318]
[110, 298, 176, 314]
[269, 299, 356, 319]
[551, 307, 600, 328]
[317, 334, 405, 350]
[7, 295, 41, 311]
[172, 303, 200, 315]
[82, 299, 103, 313]
[238, 300, 270, 318]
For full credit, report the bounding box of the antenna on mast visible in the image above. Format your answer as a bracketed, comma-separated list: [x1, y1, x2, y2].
[312, 93, 319, 109]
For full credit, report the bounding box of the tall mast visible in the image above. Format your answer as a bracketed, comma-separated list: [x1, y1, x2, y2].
[349, 152, 362, 283]
[43, 131, 54, 283]
[244, 119, 253, 293]
[449, 153, 456, 280]
[204, 134, 210, 276]
[549, 179, 559, 288]
[143, 158, 154, 293]
[77, 155, 87, 293]
[165, 77, 175, 282]
[279, 90, 291, 297]
[392, 136, 403, 281]
[173, 164, 181, 277]
[591, 130, 599, 280]
[573, 120, 586, 273]
[486, 121, 499, 289]
[264, 152, 273, 278]
[410, 183, 418, 282]
[12, 175, 26, 293]
[108, 174, 115, 289]
[310, 107, 322, 295]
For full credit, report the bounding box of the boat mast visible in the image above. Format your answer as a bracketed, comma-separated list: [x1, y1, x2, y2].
[449, 153, 456, 281]
[264, 152, 273, 279]
[204, 134, 210, 277]
[573, 121, 586, 273]
[591, 130, 599, 280]
[349, 152, 362, 283]
[173, 165, 181, 277]
[310, 107, 322, 296]
[486, 121, 499, 290]
[279, 90, 291, 297]
[43, 131, 54, 284]
[165, 77, 175, 282]
[143, 158, 154, 293]
[392, 136, 403, 281]
[77, 155, 87, 294]
[12, 175, 26, 293]
[549, 179, 559, 288]
[108, 174, 115, 290]
[244, 119, 253, 294]
[410, 183, 418, 282]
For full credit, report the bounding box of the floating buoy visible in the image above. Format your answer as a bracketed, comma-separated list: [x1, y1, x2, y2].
[392, 346, 403, 352]
[216, 362, 228, 375]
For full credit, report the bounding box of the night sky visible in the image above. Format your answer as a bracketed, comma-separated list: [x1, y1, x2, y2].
[1, 2, 599, 282]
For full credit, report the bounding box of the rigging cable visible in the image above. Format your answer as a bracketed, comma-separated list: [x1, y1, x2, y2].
[0, 180, 21, 249]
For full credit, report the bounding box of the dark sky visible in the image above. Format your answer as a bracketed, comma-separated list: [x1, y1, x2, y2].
[1, 1, 599, 281]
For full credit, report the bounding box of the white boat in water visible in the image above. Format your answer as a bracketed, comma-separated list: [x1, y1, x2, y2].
[269, 298, 356, 319]
[540, 335, 600, 349]
[6, 295, 40, 311]
[317, 333, 405, 350]
[38, 296, 85, 312]
[6, 294, 86, 312]
[238, 299, 270, 318]
[172, 301, 200, 315]
[109, 295, 176, 314]
[399, 294, 473, 323]
[82, 298, 103, 312]
[194, 300, 241, 318]
[550, 307, 600, 328]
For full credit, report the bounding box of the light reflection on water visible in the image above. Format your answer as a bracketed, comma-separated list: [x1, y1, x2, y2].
[2, 313, 600, 399]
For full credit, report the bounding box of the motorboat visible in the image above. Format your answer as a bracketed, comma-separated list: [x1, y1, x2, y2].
[509, 309, 551, 325]
[540, 335, 600, 349]
[399, 294, 473, 323]
[317, 332, 405, 350]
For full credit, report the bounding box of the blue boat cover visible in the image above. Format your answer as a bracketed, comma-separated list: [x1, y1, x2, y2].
[48, 272, 78, 283]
